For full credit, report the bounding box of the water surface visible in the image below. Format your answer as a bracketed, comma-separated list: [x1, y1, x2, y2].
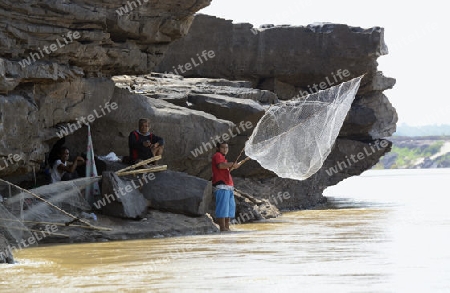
[1, 169, 449, 292]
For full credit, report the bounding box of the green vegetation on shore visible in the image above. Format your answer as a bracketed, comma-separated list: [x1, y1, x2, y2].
[391, 141, 443, 168]
[376, 138, 450, 169]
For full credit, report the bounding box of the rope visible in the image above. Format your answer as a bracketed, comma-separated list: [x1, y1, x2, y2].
[231, 104, 273, 170]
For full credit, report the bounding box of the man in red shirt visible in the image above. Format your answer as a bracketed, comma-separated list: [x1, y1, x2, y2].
[212, 142, 249, 231]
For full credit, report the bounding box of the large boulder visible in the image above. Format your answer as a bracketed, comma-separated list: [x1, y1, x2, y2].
[157, 15, 388, 83]
[99, 171, 149, 219]
[141, 170, 212, 216]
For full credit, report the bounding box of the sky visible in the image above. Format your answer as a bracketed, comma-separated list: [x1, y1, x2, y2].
[199, 0, 449, 126]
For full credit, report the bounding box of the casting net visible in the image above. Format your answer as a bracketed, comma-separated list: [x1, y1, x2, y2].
[245, 76, 362, 180]
[0, 177, 99, 244]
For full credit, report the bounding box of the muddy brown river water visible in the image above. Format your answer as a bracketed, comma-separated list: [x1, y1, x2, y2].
[1, 169, 449, 292]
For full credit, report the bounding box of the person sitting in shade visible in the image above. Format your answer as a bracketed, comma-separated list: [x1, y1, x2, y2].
[128, 118, 164, 165]
[50, 147, 85, 183]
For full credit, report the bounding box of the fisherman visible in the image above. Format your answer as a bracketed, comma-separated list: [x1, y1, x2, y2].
[211, 142, 248, 231]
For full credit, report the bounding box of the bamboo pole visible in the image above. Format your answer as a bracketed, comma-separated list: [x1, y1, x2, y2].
[230, 157, 251, 172]
[232, 146, 246, 168]
[116, 165, 167, 176]
[115, 155, 162, 174]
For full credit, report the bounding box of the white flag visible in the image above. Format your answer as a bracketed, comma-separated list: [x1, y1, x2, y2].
[85, 124, 100, 205]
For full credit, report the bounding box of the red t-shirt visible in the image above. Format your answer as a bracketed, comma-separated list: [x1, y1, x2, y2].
[212, 152, 233, 186]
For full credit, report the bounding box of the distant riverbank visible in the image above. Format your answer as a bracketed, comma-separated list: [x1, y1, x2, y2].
[375, 136, 450, 169]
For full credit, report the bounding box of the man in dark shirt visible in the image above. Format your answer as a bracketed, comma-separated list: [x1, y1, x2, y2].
[128, 118, 164, 164]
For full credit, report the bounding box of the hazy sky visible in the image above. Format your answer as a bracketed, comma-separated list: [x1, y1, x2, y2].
[199, 0, 448, 126]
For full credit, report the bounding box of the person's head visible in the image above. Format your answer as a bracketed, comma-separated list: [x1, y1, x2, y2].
[216, 142, 229, 156]
[138, 118, 150, 133]
[59, 147, 70, 162]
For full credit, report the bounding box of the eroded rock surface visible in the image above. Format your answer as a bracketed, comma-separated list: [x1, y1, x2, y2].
[142, 170, 212, 217]
[151, 15, 398, 211]
[156, 14, 397, 141]
[101, 171, 148, 219]
[0, 0, 211, 177]
[0, 0, 397, 240]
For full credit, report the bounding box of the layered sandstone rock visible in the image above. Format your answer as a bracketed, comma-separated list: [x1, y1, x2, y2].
[0, 0, 211, 177]
[0, 0, 212, 258]
[0, 0, 397, 240]
[152, 14, 398, 208]
[156, 15, 397, 141]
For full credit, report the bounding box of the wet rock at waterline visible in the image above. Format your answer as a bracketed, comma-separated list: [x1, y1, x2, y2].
[99, 172, 149, 219]
[141, 170, 213, 217]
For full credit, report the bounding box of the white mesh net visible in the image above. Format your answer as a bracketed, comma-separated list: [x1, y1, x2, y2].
[0, 177, 99, 244]
[245, 76, 362, 180]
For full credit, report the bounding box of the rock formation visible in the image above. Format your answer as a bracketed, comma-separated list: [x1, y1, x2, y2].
[101, 171, 149, 219]
[142, 169, 213, 216]
[0, 0, 211, 177]
[152, 15, 397, 209]
[0, 0, 212, 260]
[156, 15, 397, 142]
[0, 1, 397, 252]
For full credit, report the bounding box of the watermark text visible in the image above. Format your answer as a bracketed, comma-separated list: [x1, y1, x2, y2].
[164, 50, 215, 76]
[56, 101, 118, 138]
[190, 121, 253, 157]
[19, 31, 80, 68]
[93, 173, 155, 209]
[294, 69, 351, 100]
[325, 139, 390, 176]
[0, 224, 58, 261]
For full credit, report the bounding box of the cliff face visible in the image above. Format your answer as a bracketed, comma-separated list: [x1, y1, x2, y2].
[0, 0, 211, 177]
[0, 0, 211, 79]
[0, 2, 397, 250]
[0, 0, 211, 262]
[151, 15, 398, 208]
[156, 15, 397, 140]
